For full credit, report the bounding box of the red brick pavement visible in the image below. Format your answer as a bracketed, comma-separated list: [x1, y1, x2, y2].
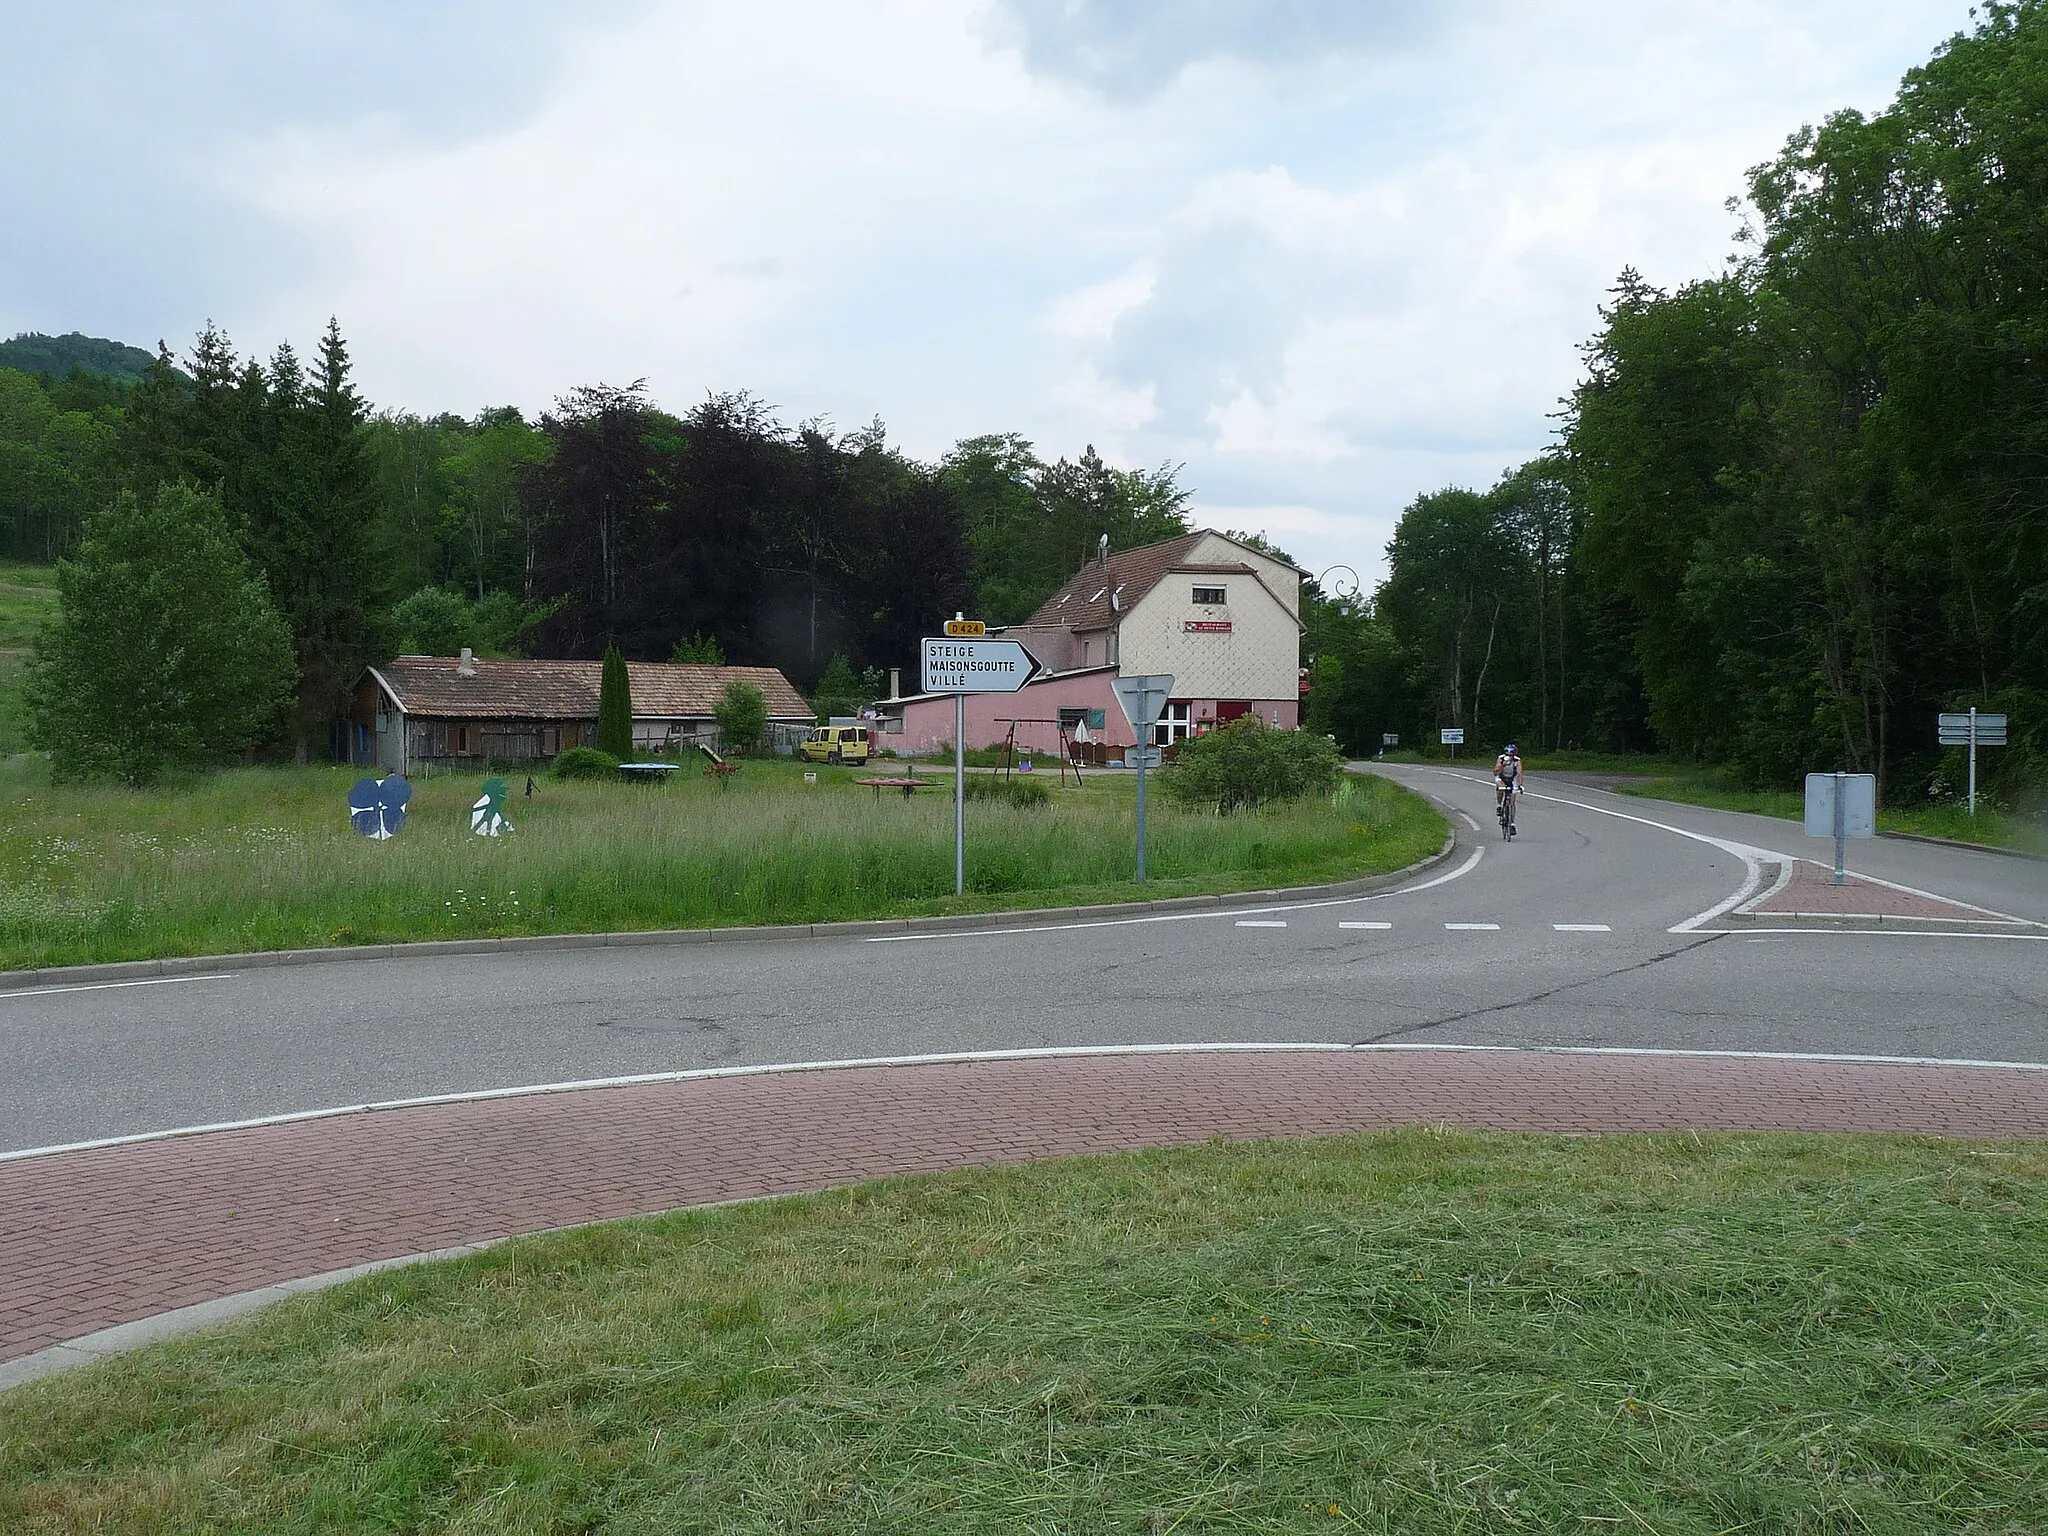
[1747, 859, 2021, 922]
[6, 1046, 2048, 1365]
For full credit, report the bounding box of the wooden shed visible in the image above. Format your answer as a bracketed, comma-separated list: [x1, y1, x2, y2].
[345, 652, 813, 773]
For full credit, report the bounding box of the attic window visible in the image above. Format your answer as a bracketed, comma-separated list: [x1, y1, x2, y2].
[1193, 584, 1227, 606]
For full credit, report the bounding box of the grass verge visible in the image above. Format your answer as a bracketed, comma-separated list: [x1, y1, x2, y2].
[3, 1130, 2045, 1532]
[0, 757, 1443, 970]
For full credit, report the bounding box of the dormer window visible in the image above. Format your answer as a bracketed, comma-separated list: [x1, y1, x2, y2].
[1192, 585, 1227, 606]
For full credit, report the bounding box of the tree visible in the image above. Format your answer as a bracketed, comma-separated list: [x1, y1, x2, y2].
[25, 484, 294, 783]
[596, 644, 634, 758]
[714, 679, 767, 754]
[670, 632, 724, 663]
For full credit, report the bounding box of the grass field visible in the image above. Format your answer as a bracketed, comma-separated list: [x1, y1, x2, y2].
[3, 1130, 2045, 1532]
[0, 562, 58, 757]
[0, 756, 1443, 971]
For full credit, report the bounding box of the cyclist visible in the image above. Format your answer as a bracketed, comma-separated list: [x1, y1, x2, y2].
[1494, 743, 1524, 837]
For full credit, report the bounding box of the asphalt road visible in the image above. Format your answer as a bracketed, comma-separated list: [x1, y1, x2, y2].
[3, 764, 2043, 1154]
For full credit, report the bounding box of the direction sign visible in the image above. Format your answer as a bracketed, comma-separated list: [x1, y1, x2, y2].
[1440, 727, 1465, 746]
[943, 618, 986, 637]
[1804, 772, 1875, 839]
[1382, 733, 1399, 747]
[1112, 674, 1175, 731]
[1938, 711, 2007, 746]
[921, 637, 1041, 694]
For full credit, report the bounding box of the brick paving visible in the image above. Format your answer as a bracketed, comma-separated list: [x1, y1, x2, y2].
[1745, 858, 2019, 922]
[6, 1047, 2048, 1366]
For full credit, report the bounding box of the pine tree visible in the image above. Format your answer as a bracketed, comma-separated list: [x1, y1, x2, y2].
[254, 319, 390, 761]
[596, 644, 634, 758]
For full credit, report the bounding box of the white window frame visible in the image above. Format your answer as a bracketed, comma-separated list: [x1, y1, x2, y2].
[1152, 701, 1193, 746]
[1192, 584, 1227, 606]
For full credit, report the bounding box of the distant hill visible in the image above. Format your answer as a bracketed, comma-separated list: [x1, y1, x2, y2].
[0, 331, 157, 383]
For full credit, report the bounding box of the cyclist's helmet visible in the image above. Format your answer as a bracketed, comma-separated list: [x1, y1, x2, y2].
[1504, 743, 1518, 754]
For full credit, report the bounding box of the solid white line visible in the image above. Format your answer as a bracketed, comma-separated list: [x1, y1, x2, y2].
[864, 844, 1487, 943]
[1339, 921, 1392, 930]
[1554, 924, 1611, 932]
[10, 1037, 2047, 1165]
[1445, 922, 1500, 931]
[1700, 926, 2048, 942]
[1235, 920, 1287, 928]
[0, 973, 236, 1002]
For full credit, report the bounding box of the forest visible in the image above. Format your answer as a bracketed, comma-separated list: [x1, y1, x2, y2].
[4, 5, 2045, 803]
[1311, 2, 2048, 806]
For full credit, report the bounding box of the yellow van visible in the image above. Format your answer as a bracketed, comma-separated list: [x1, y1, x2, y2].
[798, 724, 871, 764]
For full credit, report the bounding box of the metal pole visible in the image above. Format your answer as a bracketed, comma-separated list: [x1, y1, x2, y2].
[954, 694, 965, 896]
[1135, 724, 1148, 883]
[1968, 705, 1978, 818]
[1832, 769, 1846, 886]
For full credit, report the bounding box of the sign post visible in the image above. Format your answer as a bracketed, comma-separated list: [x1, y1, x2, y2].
[920, 625, 1043, 895]
[1937, 709, 2007, 816]
[1112, 675, 1174, 883]
[1804, 771, 1876, 885]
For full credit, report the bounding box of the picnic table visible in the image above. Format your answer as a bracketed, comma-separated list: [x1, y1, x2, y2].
[854, 775, 932, 798]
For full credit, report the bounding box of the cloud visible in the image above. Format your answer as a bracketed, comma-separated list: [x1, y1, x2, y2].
[986, 0, 1461, 98]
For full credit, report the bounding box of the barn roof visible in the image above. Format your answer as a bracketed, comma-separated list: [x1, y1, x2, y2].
[368, 657, 813, 721]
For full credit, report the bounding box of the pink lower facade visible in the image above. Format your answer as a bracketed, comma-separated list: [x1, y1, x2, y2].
[875, 668, 1300, 757]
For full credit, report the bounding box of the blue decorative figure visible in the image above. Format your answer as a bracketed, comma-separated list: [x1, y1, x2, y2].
[347, 775, 412, 839]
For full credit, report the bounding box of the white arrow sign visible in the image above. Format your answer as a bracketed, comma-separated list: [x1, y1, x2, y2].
[921, 637, 1043, 694]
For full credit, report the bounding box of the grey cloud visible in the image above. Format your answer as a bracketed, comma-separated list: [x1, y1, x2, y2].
[989, 0, 1461, 98]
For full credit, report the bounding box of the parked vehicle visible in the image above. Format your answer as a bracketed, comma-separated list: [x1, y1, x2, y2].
[798, 724, 871, 764]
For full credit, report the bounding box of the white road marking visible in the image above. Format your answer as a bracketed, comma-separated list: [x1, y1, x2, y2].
[1457, 811, 1481, 831]
[1236, 920, 1287, 928]
[1701, 926, 2048, 942]
[867, 844, 1487, 943]
[1445, 922, 1500, 931]
[1553, 924, 1611, 932]
[11, 1039, 2046, 1165]
[0, 974, 237, 1003]
[1339, 921, 1392, 930]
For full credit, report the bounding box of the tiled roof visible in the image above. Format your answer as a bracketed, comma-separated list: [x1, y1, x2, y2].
[370, 657, 813, 721]
[1020, 530, 1264, 631]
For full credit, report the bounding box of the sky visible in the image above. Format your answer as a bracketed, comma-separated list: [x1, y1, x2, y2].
[1, 0, 1974, 588]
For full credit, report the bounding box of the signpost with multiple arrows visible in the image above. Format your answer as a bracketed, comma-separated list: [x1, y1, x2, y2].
[922, 621, 1044, 895]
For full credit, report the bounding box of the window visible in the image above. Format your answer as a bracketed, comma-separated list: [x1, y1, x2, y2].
[1192, 584, 1227, 605]
[1152, 701, 1193, 746]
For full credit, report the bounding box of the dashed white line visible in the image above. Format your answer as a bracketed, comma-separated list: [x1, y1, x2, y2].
[1339, 921, 1393, 930]
[1553, 924, 1612, 932]
[1445, 922, 1500, 931]
[1235, 920, 1287, 928]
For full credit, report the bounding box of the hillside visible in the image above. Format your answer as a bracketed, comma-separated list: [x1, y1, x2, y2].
[0, 331, 155, 382]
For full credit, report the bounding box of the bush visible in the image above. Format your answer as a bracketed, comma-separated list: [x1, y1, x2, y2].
[1164, 716, 1343, 813]
[25, 485, 296, 784]
[964, 772, 1052, 808]
[715, 680, 767, 754]
[553, 746, 620, 780]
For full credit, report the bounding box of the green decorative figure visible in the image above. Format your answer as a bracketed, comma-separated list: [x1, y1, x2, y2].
[470, 776, 512, 837]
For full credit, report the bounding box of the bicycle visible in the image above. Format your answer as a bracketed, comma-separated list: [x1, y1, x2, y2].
[1495, 782, 1518, 840]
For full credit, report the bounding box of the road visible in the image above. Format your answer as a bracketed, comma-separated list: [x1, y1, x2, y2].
[2, 764, 2043, 1154]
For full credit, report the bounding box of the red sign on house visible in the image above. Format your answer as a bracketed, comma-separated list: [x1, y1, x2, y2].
[1183, 620, 1233, 633]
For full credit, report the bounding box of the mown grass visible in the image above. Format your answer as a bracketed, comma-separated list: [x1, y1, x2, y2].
[0, 561, 58, 757]
[0, 757, 1442, 970]
[4, 1130, 2045, 1533]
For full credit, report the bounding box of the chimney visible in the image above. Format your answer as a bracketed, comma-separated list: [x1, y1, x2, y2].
[888, 667, 900, 700]
[457, 647, 476, 677]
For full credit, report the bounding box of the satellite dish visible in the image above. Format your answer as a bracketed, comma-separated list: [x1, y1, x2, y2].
[470, 776, 513, 837]
[348, 775, 412, 839]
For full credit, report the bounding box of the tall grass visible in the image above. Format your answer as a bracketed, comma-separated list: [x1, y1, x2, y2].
[0, 758, 1441, 969]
